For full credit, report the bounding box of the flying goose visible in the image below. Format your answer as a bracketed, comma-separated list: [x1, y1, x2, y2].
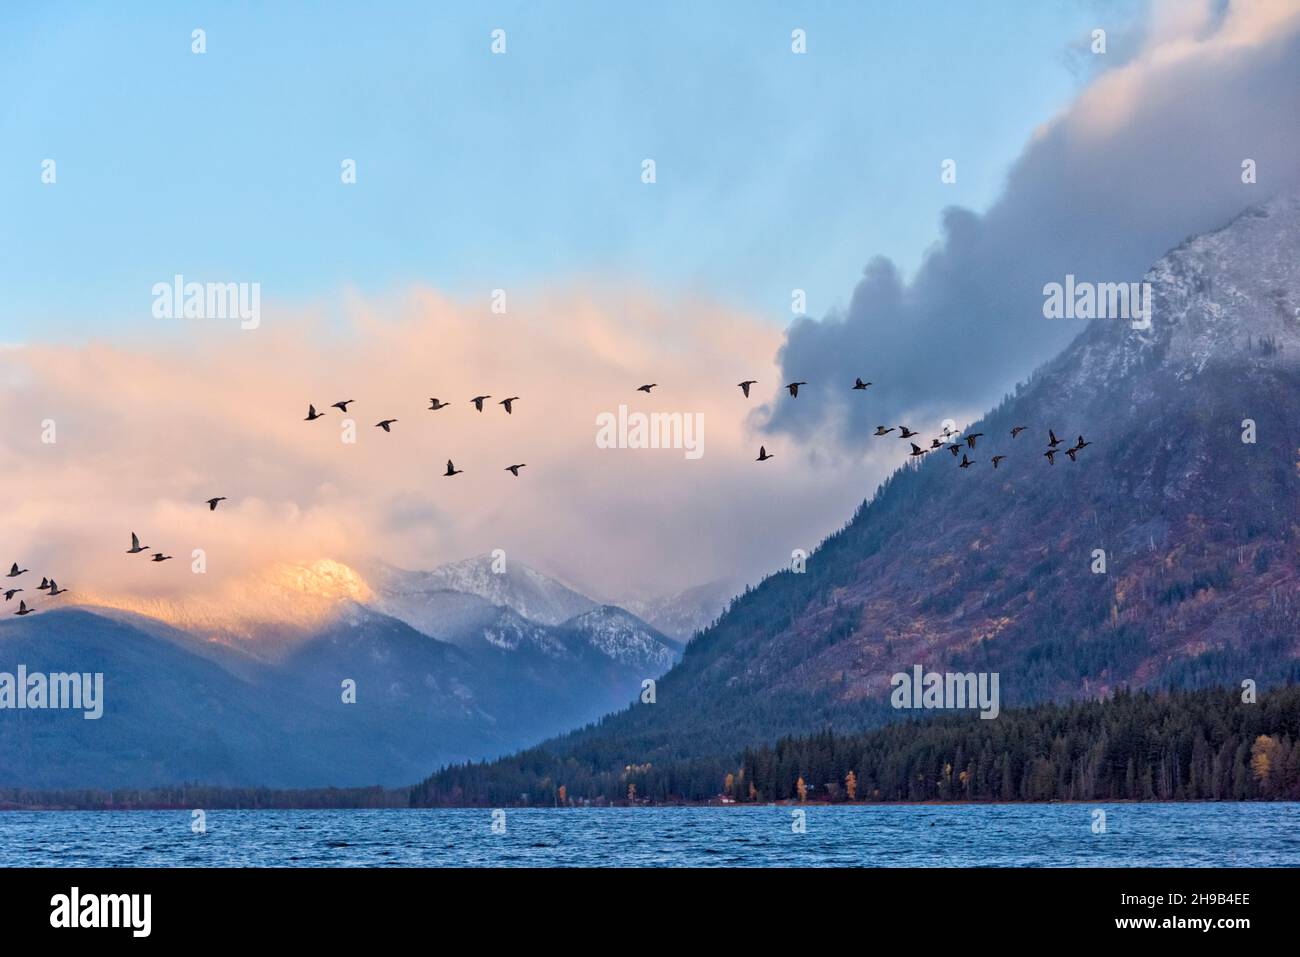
[304, 404, 325, 421]
[756, 446, 774, 462]
[737, 380, 757, 398]
[786, 381, 807, 397]
[444, 460, 463, 477]
[127, 533, 149, 554]
[471, 395, 492, 411]
[499, 397, 520, 414]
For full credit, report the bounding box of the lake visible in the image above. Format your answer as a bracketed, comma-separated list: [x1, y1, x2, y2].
[3, 803, 1298, 867]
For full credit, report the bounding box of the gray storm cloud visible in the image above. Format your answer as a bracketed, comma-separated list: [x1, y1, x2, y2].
[763, 0, 1300, 443]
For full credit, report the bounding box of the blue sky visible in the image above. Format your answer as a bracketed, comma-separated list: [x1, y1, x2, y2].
[0, 1, 1114, 343]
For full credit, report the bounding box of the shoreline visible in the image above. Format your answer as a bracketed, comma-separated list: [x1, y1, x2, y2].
[3, 797, 1293, 812]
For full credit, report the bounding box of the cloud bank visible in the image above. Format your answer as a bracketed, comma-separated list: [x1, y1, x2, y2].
[0, 286, 876, 606]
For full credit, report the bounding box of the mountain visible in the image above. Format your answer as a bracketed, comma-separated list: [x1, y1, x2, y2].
[558, 605, 681, 670]
[0, 557, 679, 789]
[365, 554, 680, 675]
[414, 194, 1300, 803]
[370, 555, 597, 628]
[616, 579, 740, 642]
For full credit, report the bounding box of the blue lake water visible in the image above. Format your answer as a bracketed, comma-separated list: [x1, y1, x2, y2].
[3, 804, 1298, 867]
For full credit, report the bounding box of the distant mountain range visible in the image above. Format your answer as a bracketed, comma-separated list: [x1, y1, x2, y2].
[415, 193, 1300, 803]
[0, 555, 684, 788]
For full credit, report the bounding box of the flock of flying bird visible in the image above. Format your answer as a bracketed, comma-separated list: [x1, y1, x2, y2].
[6, 378, 1090, 618]
[4, 565, 68, 618]
[303, 395, 523, 477]
[743, 378, 1091, 468]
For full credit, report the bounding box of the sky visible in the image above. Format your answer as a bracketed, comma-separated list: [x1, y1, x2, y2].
[0, 0, 1111, 339]
[2, 0, 1296, 606]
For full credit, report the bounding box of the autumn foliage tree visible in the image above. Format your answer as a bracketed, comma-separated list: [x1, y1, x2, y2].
[1251, 735, 1279, 793]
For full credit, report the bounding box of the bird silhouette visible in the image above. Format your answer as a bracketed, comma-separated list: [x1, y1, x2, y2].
[47, 580, 68, 596]
[206, 497, 227, 511]
[13, 600, 32, 616]
[965, 432, 985, 449]
[898, 427, 918, 439]
[6, 563, 27, 578]
[471, 396, 492, 411]
[304, 404, 325, 421]
[874, 426, 896, 436]
[151, 553, 173, 562]
[929, 438, 943, 449]
[756, 445, 774, 461]
[636, 384, 657, 393]
[852, 378, 872, 390]
[331, 400, 354, 412]
[1044, 449, 1057, 465]
[428, 398, 449, 410]
[909, 443, 927, 457]
[1072, 435, 1091, 452]
[1048, 429, 1062, 448]
[946, 444, 963, 457]
[444, 460, 463, 477]
[786, 381, 807, 397]
[37, 577, 50, 590]
[499, 397, 519, 414]
[505, 464, 526, 476]
[376, 419, 398, 432]
[127, 533, 149, 554]
[991, 455, 1007, 469]
[959, 454, 974, 469]
[1010, 426, 1027, 438]
[1065, 447, 1079, 461]
[3, 589, 21, 601]
[737, 380, 757, 398]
